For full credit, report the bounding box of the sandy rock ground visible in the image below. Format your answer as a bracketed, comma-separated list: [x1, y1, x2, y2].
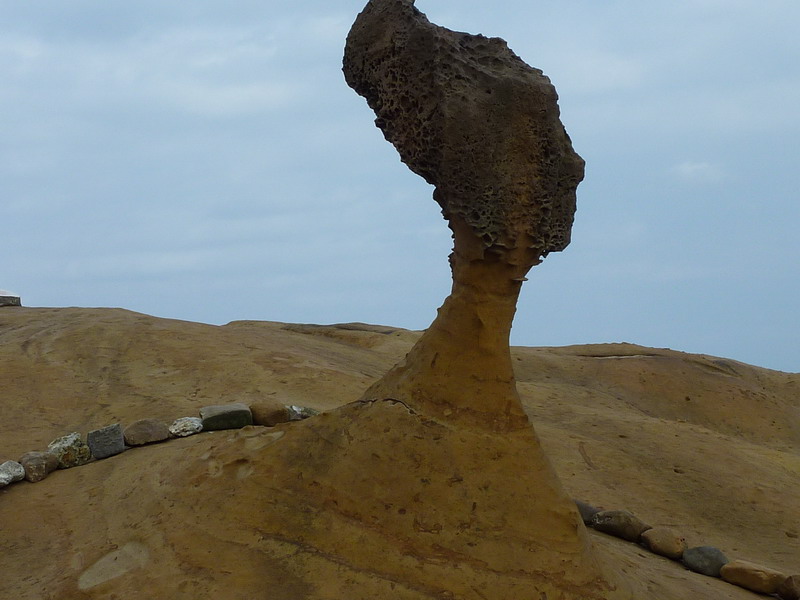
[0, 308, 797, 599]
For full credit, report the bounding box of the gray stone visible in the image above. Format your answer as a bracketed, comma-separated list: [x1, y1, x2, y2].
[574, 500, 601, 525]
[47, 432, 92, 468]
[124, 419, 170, 446]
[590, 510, 652, 542]
[0, 460, 26, 487]
[720, 559, 787, 595]
[200, 403, 253, 431]
[0, 289, 21, 307]
[18, 451, 59, 483]
[682, 546, 729, 577]
[778, 575, 800, 600]
[87, 424, 125, 459]
[169, 417, 203, 437]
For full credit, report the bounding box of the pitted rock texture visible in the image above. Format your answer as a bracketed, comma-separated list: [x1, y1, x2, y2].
[169, 417, 203, 438]
[343, 0, 584, 256]
[340, 4, 617, 597]
[47, 432, 91, 469]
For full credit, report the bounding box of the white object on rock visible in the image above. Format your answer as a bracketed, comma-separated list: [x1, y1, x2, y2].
[169, 417, 203, 437]
[286, 405, 320, 421]
[0, 460, 26, 487]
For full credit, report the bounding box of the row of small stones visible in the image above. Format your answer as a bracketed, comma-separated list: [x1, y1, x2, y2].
[577, 500, 799, 599]
[1, 403, 796, 598]
[0, 401, 317, 487]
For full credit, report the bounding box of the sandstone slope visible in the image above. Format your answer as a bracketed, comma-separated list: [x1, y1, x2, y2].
[0, 307, 798, 599]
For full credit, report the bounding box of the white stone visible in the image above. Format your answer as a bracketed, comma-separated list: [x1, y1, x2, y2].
[169, 416, 203, 437]
[0, 460, 26, 487]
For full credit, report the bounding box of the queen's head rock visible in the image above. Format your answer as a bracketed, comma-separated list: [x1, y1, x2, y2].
[337, 2, 626, 598]
[344, 0, 583, 261]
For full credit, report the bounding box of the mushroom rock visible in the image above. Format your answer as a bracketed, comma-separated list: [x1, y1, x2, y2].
[343, 0, 584, 430]
[204, 2, 625, 599]
[164, 2, 624, 599]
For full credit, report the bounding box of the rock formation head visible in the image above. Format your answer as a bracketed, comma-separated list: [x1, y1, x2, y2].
[343, 0, 584, 260]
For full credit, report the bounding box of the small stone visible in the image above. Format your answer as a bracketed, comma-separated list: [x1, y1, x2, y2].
[640, 527, 687, 560]
[778, 575, 800, 600]
[574, 500, 601, 525]
[87, 424, 125, 459]
[720, 559, 787, 595]
[124, 419, 170, 446]
[48, 432, 92, 468]
[682, 546, 729, 577]
[200, 403, 253, 431]
[169, 417, 203, 437]
[590, 510, 652, 542]
[18, 451, 59, 483]
[0, 461, 26, 487]
[250, 402, 290, 427]
[286, 405, 319, 421]
[0, 289, 21, 307]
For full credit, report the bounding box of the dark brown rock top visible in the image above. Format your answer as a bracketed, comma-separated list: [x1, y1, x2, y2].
[343, 0, 584, 257]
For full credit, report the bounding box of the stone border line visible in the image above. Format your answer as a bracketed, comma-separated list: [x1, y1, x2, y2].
[1, 402, 796, 599]
[576, 501, 799, 599]
[0, 402, 317, 485]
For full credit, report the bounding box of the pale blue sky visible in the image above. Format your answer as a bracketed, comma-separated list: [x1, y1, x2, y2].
[2, 1, 798, 372]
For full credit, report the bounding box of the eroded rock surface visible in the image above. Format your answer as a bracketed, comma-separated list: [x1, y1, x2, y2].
[340, 2, 617, 599]
[169, 417, 203, 438]
[344, 0, 583, 255]
[0, 308, 798, 599]
[47, 432, 91, 469]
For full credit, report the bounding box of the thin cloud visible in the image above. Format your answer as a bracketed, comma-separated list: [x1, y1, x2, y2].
[671, 161, 726, 184]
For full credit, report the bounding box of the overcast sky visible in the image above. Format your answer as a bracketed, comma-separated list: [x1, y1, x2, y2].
[2, 1, 798, 372]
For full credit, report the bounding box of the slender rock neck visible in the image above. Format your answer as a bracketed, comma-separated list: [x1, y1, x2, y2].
[360, 215, 542, 433]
